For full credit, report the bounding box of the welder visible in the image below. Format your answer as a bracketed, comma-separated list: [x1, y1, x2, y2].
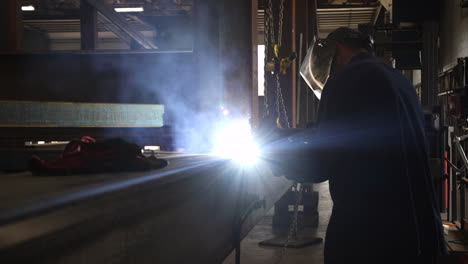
[269, 27, 447, 263]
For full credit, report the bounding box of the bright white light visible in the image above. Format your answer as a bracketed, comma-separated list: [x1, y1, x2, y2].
[21, 5, 35, 11]
[213, 120, 260, 165]
[222, 109, 230, 116]
[144, 145, 160, 151]
[114, 7, 144, 13]
[37, 141, 45, 144]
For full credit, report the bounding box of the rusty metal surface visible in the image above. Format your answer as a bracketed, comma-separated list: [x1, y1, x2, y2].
[0, 101, 164, 127]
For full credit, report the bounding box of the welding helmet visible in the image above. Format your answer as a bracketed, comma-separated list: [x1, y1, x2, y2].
[299, 36, 336, 100]
[300, 27, 374, 100]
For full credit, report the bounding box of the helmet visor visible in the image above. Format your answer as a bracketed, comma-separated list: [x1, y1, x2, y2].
[299, 38, 336, 100]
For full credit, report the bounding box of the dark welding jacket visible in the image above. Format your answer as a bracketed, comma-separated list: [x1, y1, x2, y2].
[285, 52, 446, 260]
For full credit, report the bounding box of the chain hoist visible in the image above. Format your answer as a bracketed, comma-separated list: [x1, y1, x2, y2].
[263, 4, 301, 262]
[263, 0, 295, 129]
[273, 183, 303, 264]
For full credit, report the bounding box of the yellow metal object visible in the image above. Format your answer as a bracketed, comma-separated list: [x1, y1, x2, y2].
[266, 61, 276, 73]
[280, 57, 293, 75]
[276, 117, 284, 128]
[274, 44, 280, 58]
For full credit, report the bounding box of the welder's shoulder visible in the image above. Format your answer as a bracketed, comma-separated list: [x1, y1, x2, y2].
[348, 58, 391, 80]
[329, 58, 392, 92]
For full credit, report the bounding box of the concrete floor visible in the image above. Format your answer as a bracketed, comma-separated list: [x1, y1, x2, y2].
[223, 181, 332, 264]
[223, 181, 468, 264]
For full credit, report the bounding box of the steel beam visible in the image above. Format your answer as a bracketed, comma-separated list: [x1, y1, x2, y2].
[0, 0, 22, 52]
[0, 156, 292, 263]
[23, 12, 81, 20]
[421, 21, 438, 107]
[69, 0, 132, 46]
[38, 0, 50, 11]
[219, 0, 255, 118]
[372, 4, 383, 24]
[98, 14, 132, 45]
[85, 0, 157, 49]
[72, 0, 157, 49]
[80, 0, 97, 50]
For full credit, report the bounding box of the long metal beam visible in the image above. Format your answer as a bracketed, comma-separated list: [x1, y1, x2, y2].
[317, 7, 377, 11]
[68, 0, 131, 46]
[98, 14, 132, 45]
[0, 155, 292, 263]
[85, 0, 157, 49]
[71, 0, 157, 49]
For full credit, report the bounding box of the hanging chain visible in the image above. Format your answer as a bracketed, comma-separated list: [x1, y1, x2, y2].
[263, 0, 274, 117]
[263, 52, 270, 117]
[267, 0, 276, 46]
[264, 0, 289, 128]
[275, 73, 290, 128]
[274, 183, 303, 264]
[276, 0, 288, 128]
[278, 0, 285, 47]
[263, 2, 271, 117]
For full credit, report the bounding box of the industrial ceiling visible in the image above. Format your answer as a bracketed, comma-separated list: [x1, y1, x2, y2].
[19, 0, 382, 50]
[258, 0, 381, 41]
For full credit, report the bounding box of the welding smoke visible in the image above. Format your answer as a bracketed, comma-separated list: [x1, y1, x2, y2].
[108, 1, 237, 153]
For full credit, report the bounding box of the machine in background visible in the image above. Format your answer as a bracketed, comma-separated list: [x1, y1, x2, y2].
[439, 57, 468, 233]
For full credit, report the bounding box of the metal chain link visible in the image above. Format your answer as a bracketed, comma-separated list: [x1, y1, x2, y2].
[276, 73, 290, 128]
[264, 0, 289, 128]
[274, 183, 303, 264]
[263, 0, 273, 117]
[267, 0, 276, 46]
[275, 73, 290, 128]
[276, 0, 288, 128]
[264, 5, 298, 262]
[275, 73, 281, 124]
[263, 54, 270, 117]
[278, 0, 285, 47]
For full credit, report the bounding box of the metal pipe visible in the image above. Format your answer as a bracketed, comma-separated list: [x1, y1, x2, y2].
[456, 134, 468, 142]
[296, 33, 303, 127]
[454, 136, 468, 170]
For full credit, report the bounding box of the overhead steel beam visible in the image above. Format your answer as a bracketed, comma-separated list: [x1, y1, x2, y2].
[317, 7, 377, 11]
[372, 4, 383, 24]
[72, 0, 157, 49]
[421, 21, 438, 107]
[80, 0, 97, 50]
[25, 10, 132, 45]
[85, 0, 157, 49]
[98, 14, 132, 45]
[23, 12, 81, 20]
[0, 0, 22, 52]
[69, 0, 132, 46]
[127, 14, 158, 38]
[38, 0, 50, 11]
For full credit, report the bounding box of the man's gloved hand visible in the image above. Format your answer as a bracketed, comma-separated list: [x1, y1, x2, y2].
[255, 122, 318, 181]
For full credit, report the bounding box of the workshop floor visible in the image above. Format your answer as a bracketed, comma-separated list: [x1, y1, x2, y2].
[223, 181, 332, 264]
[223, 182, 468, 264]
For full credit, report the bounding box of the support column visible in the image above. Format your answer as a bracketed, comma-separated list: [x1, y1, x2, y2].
[194, 0, 221, 113]
[421, 21, 438, 108]
[80, 0, 98, 50]
[0, 0, 22, 52]
[220, 0, 255, 119]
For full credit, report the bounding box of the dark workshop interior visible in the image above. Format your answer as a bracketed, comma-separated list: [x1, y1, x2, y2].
[0, 0, 468, 263]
